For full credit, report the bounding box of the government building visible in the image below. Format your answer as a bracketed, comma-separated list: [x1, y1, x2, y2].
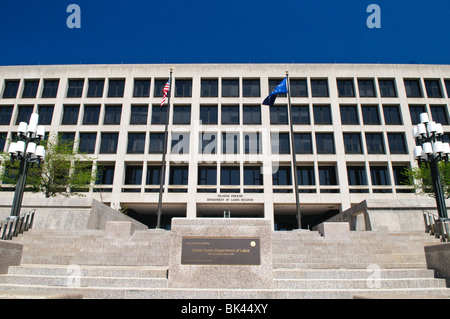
[0, 63, 449, 230]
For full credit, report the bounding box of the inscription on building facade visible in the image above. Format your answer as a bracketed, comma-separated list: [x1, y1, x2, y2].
[181, 237, 260, 265]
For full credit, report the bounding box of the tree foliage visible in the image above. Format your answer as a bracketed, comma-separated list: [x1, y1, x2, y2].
[403, 162, 450, 199]
[1, 133, 98, 198]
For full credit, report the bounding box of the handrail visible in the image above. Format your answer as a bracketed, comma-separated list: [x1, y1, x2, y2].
[423, 210, 450, 242]
[0, 209, 35, 241]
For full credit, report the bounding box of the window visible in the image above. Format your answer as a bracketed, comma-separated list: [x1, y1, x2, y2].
[199, 132, 217, 154]
[271, 132, 290, 154]
[347, 166, 367, 186]
[78, 133, 97, 154]
[22, 80, 39, 98]
[387, 133, 407, 154]
[244, 167, 263, 185]
[96, 165, 115, 185]
[124, 165, 142, 185]
[2, 80, 19, 98]
[319, 166, 337, 185]
[0, 132, 6, 152]
[172, 105, 191, 124]
[425, 80, 443, 98]
[130, 105, 148, 125]
[200, 105, 218, 124]
[221, 105, 239, 124]
[175, 79, 192, 97]
[316, 133, 335, 154]
[297, 167, 315, 185]
[60, 132, 75, 144]
[244, 132, 262, 154]
[62, 105, 79, 125]
[409, 105, 426, 125]
[222, 79, 239, 97]
[269, 79, 287, 97]
[221, 166, 240, 185]
[41, 80, 59, 98]
[38, 105, 54, 125]
[201, 79, 218, 97]
[358, 79, 376, 97]
[83, 105, 100, 124]
[340, 105, 359, 125]
[149, 133, 165, 153]
[272, 166, 291, 185]
[100, 133, 118, 154]
[151, 105, 167, 124]
[392, 165, 409, 186]
[294, 133, 312, 154]
[383, 105, 402, 125]
[15, 105, 33, 124]
[378, 79, 397, 97]
[107, 79, 125, 98]
[404, 79, 423, 98]
[154, 79, 169, 97]
[243, 105, 261, 124]
[126, 133, 145, 154]
[290, 79, 308, 97]
[370, 166, 391, 186]
[171, 133, 189, 154]
[169, 166, 188, 185]
[430, 105, 449, 125]
[67, 79, 84, 98]
[337, 79, 355, 97]
[87, 79, 104, 98]
[0, 106, 13, 125]
[313, 105, 332, 124]
[270, 105, 288, 124]
[361, 105, 380, 125]
[243, 79, 260, 97]
[222, 132, 239, 154]
[445, 80, 450, 98]
[365, 133, 385, 154]
[343, 133, 363, 154]
[133, 79, 150, 97]
[198, 166, 217, 185]
[104, 105, 122, 125]
[146, 166, 162, 185]
[291, 105, 310, 124]
[311, 79, 329, 97]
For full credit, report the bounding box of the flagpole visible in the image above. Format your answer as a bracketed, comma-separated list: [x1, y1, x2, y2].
[156, 68, 173, 229]
[286, 71, 302, 229]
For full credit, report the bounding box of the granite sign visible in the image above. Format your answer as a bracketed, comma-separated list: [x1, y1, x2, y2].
[181, 237, 260, 265]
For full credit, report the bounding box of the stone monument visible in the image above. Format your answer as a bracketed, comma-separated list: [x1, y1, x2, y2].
[168, 218, 273, 289]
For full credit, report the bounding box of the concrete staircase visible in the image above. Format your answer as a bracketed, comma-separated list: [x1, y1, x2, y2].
[0, 227, 449, 299]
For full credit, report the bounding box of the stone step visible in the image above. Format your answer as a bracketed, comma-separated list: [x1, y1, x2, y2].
[273, 268, 437, 280]
[274, 278, 447, 289]
[7, 264, 168, 278]
[0, 284, 449, 299]
[272, 262, 428, 269]
[0, 274, 168, 289]
[272, 253, 426, 263]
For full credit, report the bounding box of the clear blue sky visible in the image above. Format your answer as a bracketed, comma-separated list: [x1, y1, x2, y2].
[0, 0, 449, 65]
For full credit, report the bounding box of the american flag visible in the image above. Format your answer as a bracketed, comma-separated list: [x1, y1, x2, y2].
[160, 80, 170, 107]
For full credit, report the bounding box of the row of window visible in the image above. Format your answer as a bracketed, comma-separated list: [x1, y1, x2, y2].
[2, 77, 450, 100]
[15, 130, 411, 156]
[94, 162, 409, 193]
[1, 103, 449, 127]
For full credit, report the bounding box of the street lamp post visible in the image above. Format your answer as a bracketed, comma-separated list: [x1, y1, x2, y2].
[7, 113, 46, 219]
[412, 112, 449, 219]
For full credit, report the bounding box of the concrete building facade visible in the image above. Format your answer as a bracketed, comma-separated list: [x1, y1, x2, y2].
[0, 63, 449, 230]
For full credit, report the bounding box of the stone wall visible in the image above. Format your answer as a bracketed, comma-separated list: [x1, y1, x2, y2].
[425, 242, 450, 283]
[0, 198, 147, 231]
[0, 240, 23, 274]
[324, 199, 449, 232]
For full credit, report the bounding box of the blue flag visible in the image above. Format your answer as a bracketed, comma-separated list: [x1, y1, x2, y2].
[262, 78, 288, 106]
